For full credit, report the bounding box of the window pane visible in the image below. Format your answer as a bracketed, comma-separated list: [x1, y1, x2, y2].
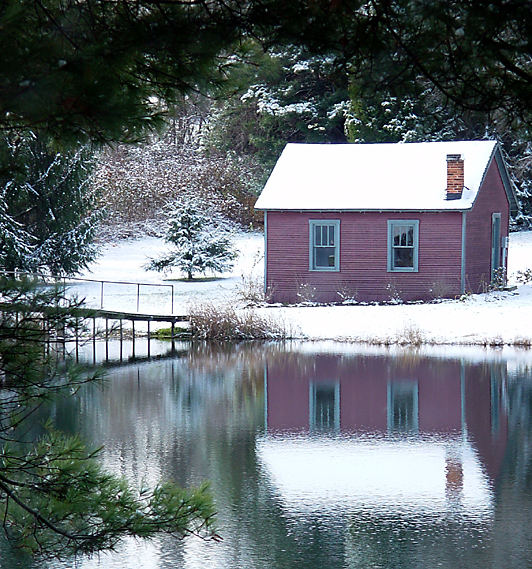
[328, 226, 334, 246]
[313, 385, 337, 430]
[393, 227, 401, 246]
[315, 225, 321, 246]
[406, 227, 413, 246]
[315, 246, 336, 268]
[394, 247, 414, 268]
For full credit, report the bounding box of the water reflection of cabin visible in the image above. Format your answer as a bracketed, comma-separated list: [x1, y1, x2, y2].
[264, 353, 508, 483]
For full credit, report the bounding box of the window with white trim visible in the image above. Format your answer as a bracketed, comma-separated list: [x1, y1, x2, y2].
[309, 220, 340, 271]
[387, 220, 419, 272]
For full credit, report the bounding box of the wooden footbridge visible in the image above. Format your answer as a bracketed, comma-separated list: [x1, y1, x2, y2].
[0, 272, 192, 364]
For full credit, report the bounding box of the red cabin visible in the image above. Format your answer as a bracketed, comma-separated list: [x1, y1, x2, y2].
[255, 141, 517, 303]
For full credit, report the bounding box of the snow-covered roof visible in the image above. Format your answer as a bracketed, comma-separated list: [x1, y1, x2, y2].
[255, 141, 501, 211]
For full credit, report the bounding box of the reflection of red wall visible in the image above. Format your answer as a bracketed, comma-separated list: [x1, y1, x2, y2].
[266, 353, 509, 484]
[465, 364, 508, 483]
[267, 354, 464, 433]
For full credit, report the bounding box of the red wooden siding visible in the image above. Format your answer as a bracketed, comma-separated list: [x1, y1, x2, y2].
[464, 158, 510, 293]
[266, 211, 463, 303]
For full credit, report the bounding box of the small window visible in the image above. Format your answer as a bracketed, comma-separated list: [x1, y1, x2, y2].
[387, 220, 419, 272]
[309, 220, 340, 271]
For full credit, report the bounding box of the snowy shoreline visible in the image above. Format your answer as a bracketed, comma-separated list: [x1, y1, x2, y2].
[77, 229, 532, 347]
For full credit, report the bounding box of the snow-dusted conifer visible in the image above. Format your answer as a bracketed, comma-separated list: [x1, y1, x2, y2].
[147, 199, 237, 280]
[0, 131, 101, 275]
[0, 188, 34, 271]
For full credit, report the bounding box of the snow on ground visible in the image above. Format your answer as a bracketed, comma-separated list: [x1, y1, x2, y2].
[73, 230, 532, 345]
[75, 232, 264, 315]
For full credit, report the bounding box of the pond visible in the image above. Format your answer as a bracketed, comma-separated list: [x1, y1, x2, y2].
[2, 342, 531, 569]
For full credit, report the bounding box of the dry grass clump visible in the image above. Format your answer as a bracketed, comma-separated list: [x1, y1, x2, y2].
[188, 303, 287, 341]
[395, 324, 425, 346]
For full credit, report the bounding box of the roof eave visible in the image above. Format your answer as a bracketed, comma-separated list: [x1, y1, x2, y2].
[254, 207, 472, 213]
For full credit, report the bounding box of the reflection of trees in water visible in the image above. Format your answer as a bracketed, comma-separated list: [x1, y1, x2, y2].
[490, 370, 532, 569]
[167, 343, 347, 568]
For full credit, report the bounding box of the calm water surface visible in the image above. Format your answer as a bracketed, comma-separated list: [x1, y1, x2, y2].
[2, 342, 531, 569]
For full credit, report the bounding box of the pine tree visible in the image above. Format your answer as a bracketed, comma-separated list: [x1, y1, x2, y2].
[147, 199, 237, 280]
[0, 131, 101, 275]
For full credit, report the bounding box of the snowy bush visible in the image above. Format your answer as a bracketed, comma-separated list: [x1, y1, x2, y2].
[237, 274, 268, 305]
[515, 268, 532, 285]
[336, 282, 358, 304]
[296, 282, 316, 304]
[235, 253, 272, 305]
[385, 282, 403, 304]
[396, 324, 425, 346]
[146, 199, 237, 280]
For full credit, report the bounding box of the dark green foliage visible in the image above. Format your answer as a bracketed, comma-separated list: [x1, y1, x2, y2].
[0, 0, 241, 144]
[0, 278, 217, 558]
[0, 1, 529, 148]
[248, 0, 531, 133]
[0, 131, 100, 275]
[204, 43, 349, 168]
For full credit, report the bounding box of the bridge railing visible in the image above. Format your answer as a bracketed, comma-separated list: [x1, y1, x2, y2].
[0, 271, 175, 314]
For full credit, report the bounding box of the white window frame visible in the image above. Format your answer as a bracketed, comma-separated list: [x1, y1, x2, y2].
[387, 219, 419, 272]
[309, 219, 340, 272]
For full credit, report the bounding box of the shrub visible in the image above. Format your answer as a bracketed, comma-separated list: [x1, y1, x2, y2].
[385, 282, 403, 304]
[236, 274, 274, 305]
[396, 324, 425, 346]
[336, 282, 358, 304]
[188, 303, 287, 340]
[489, 267, 507, 291]
[296, 282, 316, 304]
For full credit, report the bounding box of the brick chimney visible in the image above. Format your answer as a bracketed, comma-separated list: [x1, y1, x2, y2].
[446, 154, 464, 200]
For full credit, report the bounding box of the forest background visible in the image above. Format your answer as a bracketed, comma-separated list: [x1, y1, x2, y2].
[92, 40, 532, 247]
